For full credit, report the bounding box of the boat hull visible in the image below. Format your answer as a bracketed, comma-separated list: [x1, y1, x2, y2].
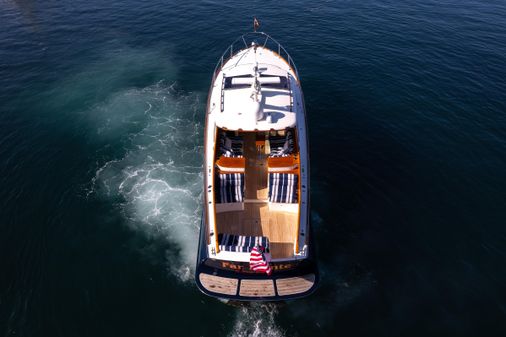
[195, 32, 318, 301]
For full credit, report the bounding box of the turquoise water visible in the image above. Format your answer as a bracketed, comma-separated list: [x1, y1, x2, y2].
[1, 0, 506, 336]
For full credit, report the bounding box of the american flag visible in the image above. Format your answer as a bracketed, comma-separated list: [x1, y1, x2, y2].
[249, 246, 272, 275]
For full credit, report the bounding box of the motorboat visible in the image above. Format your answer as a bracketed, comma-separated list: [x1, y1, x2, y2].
[195, 31, 318, 301]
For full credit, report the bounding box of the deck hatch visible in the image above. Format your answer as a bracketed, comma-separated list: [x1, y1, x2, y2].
[224, 75, 288, 90]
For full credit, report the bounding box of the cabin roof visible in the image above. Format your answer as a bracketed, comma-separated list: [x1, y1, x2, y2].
[213, 47, 299, 131]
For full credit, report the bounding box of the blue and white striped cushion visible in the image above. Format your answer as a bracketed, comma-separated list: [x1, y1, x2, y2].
[269, 131, 294, 157]
[268, 173, 298, 203]
[219, 133, 244, 157]
[218, 233, 270, 253]
[216, 173, 244, 203]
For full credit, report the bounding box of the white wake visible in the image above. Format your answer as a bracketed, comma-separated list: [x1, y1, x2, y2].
[77, 48, 292, 336]
[229, 304, 285, 337]
[91, 81, 203, 282]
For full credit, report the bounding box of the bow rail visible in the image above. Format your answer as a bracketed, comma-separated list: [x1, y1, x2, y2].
[212, 32, 299, 82]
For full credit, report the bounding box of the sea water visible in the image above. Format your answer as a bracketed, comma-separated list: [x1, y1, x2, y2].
[1, 1, 506, 336]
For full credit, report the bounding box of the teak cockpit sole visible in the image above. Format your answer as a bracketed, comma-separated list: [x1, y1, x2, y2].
[216, 203, 297, 259]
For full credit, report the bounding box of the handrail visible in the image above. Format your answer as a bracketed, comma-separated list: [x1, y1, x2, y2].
[211, 32, 299, 83]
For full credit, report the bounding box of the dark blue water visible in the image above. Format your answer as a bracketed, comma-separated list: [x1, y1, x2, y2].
[1, 0, 506, 336]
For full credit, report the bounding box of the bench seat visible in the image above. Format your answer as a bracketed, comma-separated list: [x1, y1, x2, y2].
[218, 233, 270, 253]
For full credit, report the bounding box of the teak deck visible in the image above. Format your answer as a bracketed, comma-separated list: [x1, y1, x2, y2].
[216, 133, 298, 259]
[198, 273, 317, 298]
[216, 203, 296, 258]
[244, 132, 268, 200]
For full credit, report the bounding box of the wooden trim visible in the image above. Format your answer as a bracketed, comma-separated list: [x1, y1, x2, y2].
[216, 156, 246, 168]
[295, 128, 302, 254]
[212, 126, 219, 253]
[267, 155, 299, 173]
[204, 73, 214, 246]
[267, 155, 297, 168]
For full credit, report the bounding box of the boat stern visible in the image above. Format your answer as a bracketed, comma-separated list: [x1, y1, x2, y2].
[195, 257, 318, 301]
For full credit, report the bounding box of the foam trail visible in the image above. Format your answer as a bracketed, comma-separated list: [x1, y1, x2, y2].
[83, 50, 287, 335]
[230, 304, 285, 337]
[92, 81, 203, 282]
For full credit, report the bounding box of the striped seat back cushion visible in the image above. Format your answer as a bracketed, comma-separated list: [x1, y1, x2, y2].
[268, 173, 298, 203]
[269, 130, 294, 157]
[218, 233, 270, 253]
[219, 132, 244, 157]
[215, 173, 244, 203]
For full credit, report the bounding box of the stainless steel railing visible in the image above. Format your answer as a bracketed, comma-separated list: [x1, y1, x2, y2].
[211, 32, 299, 82]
